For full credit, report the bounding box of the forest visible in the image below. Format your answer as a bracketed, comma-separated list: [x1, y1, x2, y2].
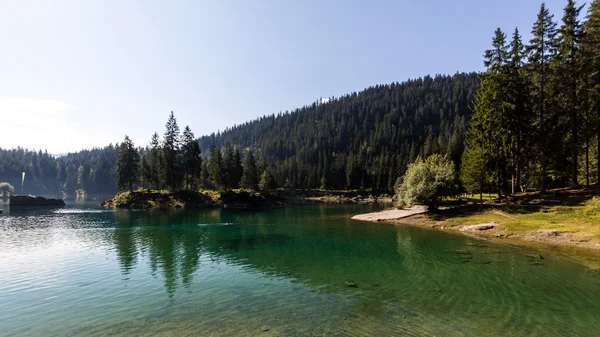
[1, 0, 598, 200]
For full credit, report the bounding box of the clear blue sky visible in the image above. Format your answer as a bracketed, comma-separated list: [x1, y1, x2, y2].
[0, 0, 576, 153]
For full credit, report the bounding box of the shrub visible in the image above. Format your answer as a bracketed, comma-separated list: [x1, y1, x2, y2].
[395, 154, 455, 209]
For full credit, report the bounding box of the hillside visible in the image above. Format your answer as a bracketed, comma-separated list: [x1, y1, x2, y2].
[199, 72, 479, 191]
[0, 72, 479, 196]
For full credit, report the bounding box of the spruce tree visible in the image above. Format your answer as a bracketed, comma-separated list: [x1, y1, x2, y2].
[163, 111, 180, 190]
[241, 149, 259, 190]
[527, 3, 558, 192]
[582, 0, 600, 183]
[556, 0, 584, 187]
[259, 169, 276, 191]
[181, 126, 202, 190]
[507, 27, 532, 193]
[208, 145, 226, 190]
[116, 136, 140, 191]
[149, 132, 162, 190]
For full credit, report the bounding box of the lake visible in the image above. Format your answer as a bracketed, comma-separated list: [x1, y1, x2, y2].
[1, 203, 599, 336]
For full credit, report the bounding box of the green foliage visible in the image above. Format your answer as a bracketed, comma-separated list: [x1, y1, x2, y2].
[395, 154, 455, 209]
[116, 136, 140, 191]
[460, 141, 488, 196]
[163, 111, 181, 190]
[149, 132, 162, 189]
[240, 149, 259, 190]
[208, 145, 226, 190]
[0, 182, 15, 197]
[199, 73, 479, 191]
[259, 170, 277, 191]
[181, 125, 202, 190]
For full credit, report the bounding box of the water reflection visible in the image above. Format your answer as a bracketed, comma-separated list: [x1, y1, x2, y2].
[2, 204, 600, 336]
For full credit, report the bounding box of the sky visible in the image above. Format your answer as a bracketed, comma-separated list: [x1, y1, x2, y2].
[0, 0, 578, 154]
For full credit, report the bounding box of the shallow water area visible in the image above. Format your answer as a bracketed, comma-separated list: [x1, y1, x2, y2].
[0, 203, 599, 336]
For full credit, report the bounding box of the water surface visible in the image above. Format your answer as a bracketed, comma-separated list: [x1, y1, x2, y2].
[1, 204, 599, 336]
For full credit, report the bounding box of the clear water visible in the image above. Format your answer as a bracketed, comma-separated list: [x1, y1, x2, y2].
[1, 203, 599, 336]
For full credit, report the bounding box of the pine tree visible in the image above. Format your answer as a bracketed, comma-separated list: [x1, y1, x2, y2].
[556, 0, 584, 187]
[582, 0, 600, 183]
[469, 28, 512, 198]
[461, 139, 488, 204]
[223, 143, 242, 189]
[140, 154, 151, 189]
[163, 111, 181, 190]
[181, 126, 202, 190]
[507, 27, 532, 193]
[149, 132, 162, 190]
[241, 149, 259, 190]
[259, 169, 276, 191]
[208, 145, 226, 190]
[116, 136, 140, 191]
[527, 3, 558, 192]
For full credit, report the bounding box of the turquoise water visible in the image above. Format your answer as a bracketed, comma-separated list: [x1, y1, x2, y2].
[1, 204, 599, 336]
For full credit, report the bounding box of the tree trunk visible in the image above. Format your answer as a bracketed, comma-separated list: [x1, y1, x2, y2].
[586, 138, 590, 187]
[571, 88, 578, 188]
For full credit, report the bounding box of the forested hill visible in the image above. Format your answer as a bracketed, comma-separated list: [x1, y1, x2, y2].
[0, 72, 479, 197]
[199, 72, 479, 191]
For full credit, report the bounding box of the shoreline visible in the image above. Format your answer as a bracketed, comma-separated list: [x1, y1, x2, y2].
[351, 206, 600, 254]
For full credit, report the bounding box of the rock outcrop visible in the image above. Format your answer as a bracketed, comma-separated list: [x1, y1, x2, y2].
[459, 222, 499, 231]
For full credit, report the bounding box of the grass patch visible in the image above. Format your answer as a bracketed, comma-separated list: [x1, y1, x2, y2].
[430, 198, 600, 240]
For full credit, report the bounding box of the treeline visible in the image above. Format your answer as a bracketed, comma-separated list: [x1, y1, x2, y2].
[199, 73, 479, 191]
[117, 112, 274, 192]
[462, 0, 600, 197]
[0, 146, 118, 197]
[2, 73, 480, 196]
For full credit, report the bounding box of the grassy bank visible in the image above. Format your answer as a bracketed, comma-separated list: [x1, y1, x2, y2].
[358, 186, 600, 251]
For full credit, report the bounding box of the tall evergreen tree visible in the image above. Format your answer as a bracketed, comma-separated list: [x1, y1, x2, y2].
[163, 111, 181, 190]
[468, 28, 511, 198]
[181, 126, 202, 190]
[240, 149, 259, 190]
[507, 27, 532, 193]
[208, 145, 226, 190]
[527, 3, 558, 192]
[149, 132, 162, 190]
[116, 136, 140, 191]
[556, 0, 584, 186]
[582, 0, 600, 183]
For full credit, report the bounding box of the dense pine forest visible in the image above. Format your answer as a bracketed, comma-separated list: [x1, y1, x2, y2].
[199, 73, 478, 191]
[1, 0, 599, 200]
[462, 0, 600, 197]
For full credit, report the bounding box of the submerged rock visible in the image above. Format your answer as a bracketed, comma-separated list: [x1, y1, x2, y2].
[344, 280, 358, 288]
[459, 222, 499, 232]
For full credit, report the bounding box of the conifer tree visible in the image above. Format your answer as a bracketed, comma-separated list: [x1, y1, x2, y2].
[149, 132, 162, 190]
[208, 145, 226, 190]
[469, 28, 512, 198]
[181, 126, 202, 190]
[556, 0, 584, 187]
[507, 27, 532, 192]
[163, 111, 181, 190]
[527, 3, 558, 192]
[116, 136, 140, 191]
[140, 154, 151, 189]
[259, 169, 276, 191]
[241, 149, 259, 190]
[582, 0, 600, 183]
